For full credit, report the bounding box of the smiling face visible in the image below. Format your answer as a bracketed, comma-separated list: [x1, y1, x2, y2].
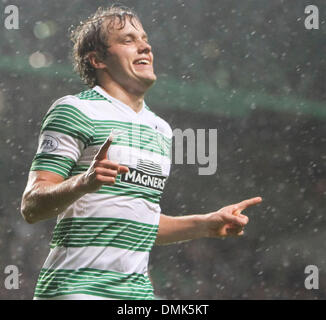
[98, 17, 156, 95]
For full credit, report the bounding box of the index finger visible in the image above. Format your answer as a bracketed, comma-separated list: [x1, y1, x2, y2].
[236, 197, 262, 211]
[94, 134, 114, 161]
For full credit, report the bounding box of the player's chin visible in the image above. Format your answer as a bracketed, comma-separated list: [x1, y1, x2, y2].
[137, 77, 156, 91]
[142, 73, 156, 85]
[135, 68, 156, 80]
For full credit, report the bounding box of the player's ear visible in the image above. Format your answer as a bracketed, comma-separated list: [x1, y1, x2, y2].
[88, 51, 106, 69]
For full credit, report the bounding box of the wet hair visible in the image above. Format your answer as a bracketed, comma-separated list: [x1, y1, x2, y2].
[70, 5, 140, 88]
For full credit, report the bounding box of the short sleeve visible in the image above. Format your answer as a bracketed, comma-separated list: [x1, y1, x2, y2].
[30, 96, 95, 179]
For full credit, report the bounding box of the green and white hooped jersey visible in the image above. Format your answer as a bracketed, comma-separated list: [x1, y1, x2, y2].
[31, 85, 172, 300]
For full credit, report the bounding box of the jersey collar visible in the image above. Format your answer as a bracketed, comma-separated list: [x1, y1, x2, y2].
[92, 85, 146, 116]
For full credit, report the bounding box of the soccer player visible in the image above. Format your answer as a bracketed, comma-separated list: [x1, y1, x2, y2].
[21, 5, 262, 300]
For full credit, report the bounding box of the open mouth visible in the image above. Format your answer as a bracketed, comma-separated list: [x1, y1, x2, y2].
[133, 58, 151, 65]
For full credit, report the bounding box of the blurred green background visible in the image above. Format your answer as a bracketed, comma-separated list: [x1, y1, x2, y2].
[0, 0, 326, 299]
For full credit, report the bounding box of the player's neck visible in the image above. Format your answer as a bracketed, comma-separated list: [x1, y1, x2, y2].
[99, 81, 145, 113]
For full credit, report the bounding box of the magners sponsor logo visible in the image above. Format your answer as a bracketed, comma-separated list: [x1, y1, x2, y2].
[121, 167, 166, 191]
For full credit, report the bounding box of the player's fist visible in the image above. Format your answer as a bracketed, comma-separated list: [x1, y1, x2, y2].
[79, 134, 129, 193]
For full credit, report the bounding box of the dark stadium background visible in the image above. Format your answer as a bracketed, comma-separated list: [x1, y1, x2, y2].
[1, 0, 326, 299]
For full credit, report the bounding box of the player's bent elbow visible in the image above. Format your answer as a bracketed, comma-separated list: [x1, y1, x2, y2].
[22, 214, 36, 224]
[20, 193, 41, 224]
[20, 202, 37, 224]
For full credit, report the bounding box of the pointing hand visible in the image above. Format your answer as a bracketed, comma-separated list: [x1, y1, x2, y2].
[204, 197, 262, 238]
[81, 134, 129, 193]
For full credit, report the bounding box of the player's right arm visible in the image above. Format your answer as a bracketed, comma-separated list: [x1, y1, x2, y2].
[21, 136, 129, 224]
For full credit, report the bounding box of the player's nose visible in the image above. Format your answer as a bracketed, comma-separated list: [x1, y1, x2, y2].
[137, 39, 151, 54]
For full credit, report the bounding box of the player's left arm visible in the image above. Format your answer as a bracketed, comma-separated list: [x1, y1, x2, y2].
[155, 197, 262, 245]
